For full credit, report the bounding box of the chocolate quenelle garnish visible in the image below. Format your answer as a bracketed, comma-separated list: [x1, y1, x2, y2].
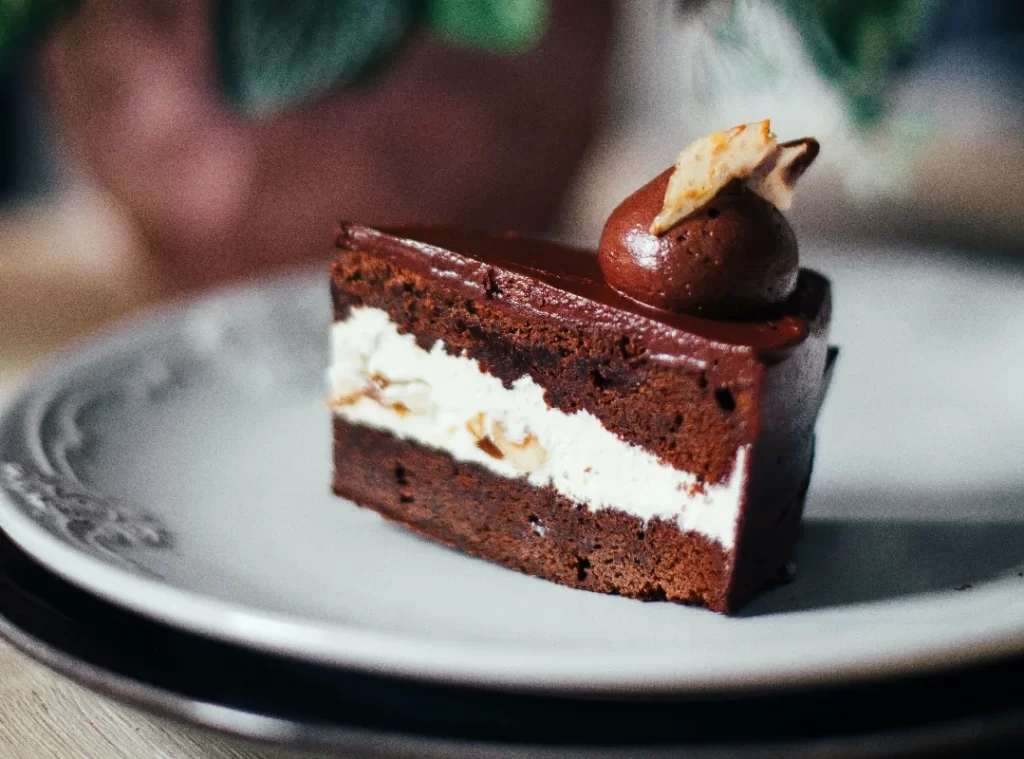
[598, 120, 819, 319]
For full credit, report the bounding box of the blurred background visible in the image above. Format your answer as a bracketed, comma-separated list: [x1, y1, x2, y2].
[1, 0, 1022, 394]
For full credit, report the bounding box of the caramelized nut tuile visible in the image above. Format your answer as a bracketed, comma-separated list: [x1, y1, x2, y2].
[749, 138, 820, 210]
[651, 120, 818, 234]
[651, 121, 775, 235]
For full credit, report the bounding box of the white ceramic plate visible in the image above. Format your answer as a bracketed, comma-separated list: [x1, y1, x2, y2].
[1, 246, 1023, 694]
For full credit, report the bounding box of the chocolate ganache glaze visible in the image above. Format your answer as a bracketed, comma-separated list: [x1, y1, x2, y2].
[598, 122, 819, 319]
[335, 122, 827, 361]
[337, 223, 830, 361]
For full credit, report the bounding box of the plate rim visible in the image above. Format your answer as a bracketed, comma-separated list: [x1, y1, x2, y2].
[6, 525, 1024, 759]
[2, 270, 1024, 694]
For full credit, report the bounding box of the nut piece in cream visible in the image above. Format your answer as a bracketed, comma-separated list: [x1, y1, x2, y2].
[466, 412, 549, 473]
[328, 372, 432, 417]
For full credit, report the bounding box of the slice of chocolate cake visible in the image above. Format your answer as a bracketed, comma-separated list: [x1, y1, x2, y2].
[329, 121, 836, 612]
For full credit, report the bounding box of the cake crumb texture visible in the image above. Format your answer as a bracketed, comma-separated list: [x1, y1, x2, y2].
[333, 419, 809, 612]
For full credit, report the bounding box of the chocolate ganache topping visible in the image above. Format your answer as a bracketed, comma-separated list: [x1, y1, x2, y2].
[598, 120, 819, 319]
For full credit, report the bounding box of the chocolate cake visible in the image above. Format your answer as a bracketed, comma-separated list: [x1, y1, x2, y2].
[329, 121, 836, 612]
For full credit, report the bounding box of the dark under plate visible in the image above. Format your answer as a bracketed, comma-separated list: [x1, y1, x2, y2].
[1, 528, 1023, 759]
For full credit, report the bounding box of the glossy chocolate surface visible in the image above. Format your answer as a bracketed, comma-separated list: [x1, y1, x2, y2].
[598, 171, 799, 318]
[336, 223, 829, 363]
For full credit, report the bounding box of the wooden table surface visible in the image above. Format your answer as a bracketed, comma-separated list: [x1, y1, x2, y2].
[0, 639, 307, 759]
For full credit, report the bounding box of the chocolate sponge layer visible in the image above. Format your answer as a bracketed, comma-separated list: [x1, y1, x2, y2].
[333, 420, 811, 613]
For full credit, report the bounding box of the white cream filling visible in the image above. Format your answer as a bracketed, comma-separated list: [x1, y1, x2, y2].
[329, 307, 747, 550]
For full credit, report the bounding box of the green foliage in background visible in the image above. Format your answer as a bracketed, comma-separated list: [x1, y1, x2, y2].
[0, 0, 935, 122]
[216, 0, 418, 115]
[0, 0, 546, 114]
[216, 0, 547, 114]
[779, 0, 937, 124]
[426, 0, 547, 51]
[0, 0, 74, 65]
